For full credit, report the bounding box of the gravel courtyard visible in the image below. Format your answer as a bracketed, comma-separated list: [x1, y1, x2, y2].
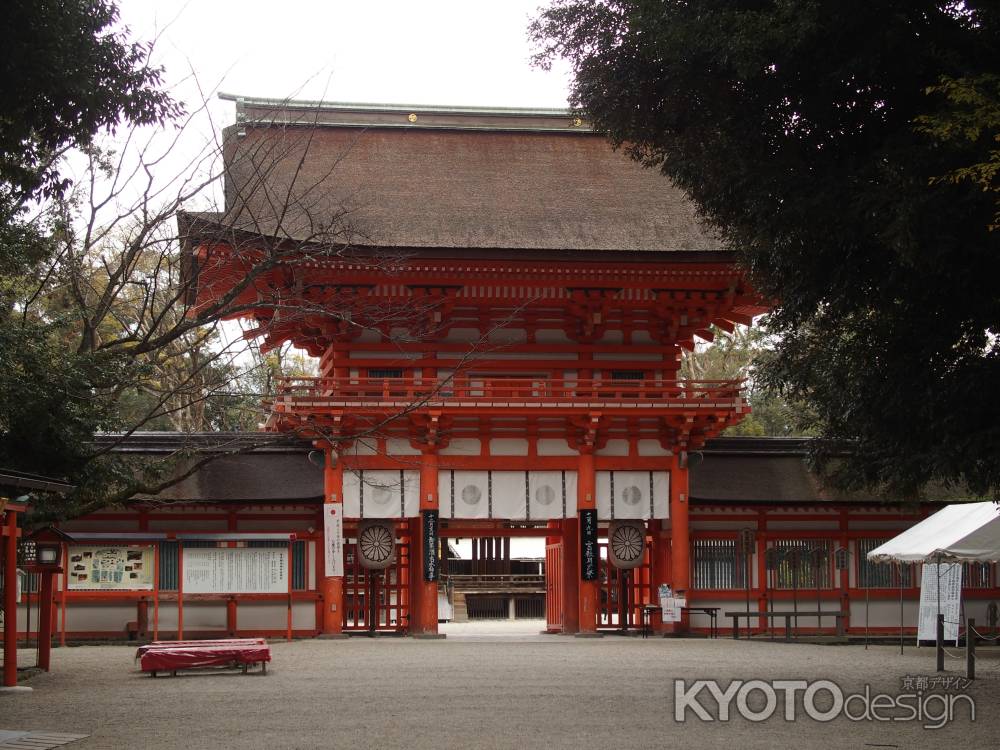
[2, 623, 998, 749]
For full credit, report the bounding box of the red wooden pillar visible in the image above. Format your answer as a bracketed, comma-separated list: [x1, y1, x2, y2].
[411, 450, 440, 636]
[649, 519, 667, 633]
[669, 453, 691, 632]
[37, 572, 55, 671]
[3, 508, 20, 686]
[319, 448, 345, 636]
[561, 517, 580, 634]
[408, 516, 424, 633]
[577, 451, 599, 635]
[226, 598, 238, 636]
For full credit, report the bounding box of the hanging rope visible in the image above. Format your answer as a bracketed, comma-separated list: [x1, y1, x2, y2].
[970, 625, 1000, 643]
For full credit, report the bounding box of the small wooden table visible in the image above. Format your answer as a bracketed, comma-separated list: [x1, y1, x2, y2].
[724, 610, 847, 641]
[682, 606, 720, 638]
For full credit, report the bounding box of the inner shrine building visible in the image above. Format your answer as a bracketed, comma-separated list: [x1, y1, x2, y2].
[18, 97, 995, 643]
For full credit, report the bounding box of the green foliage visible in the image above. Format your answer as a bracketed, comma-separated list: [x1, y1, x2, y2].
[532, 1, 1000, 497]
[680, 322, 815, 438]
[0, 0, 179, 205]
[914, 74, 1000, 230]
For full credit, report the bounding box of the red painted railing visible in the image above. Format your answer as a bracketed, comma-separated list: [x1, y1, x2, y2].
[267, 376, 745, 407]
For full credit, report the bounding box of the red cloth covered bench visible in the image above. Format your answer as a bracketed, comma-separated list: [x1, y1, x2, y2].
[138, 639, 271, 677]
[136, 638, 266, 659]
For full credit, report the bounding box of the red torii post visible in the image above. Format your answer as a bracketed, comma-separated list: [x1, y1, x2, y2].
[2, 499, 25, 688]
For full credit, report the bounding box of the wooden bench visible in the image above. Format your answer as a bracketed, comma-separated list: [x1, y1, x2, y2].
[724, 610, 847, 641]
[138, 639, 271, 677]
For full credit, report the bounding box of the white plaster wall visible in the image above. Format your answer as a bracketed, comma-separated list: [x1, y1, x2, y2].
[638, 439, 670, 456]
[488, 327, 527, 344]
[63, 603, 137, 633]
[440, 438, 481, 456]
[155, 603, 178, 630]
[596, 439, 629, 456]
[536, 329, 573, 344]
[964, 598, 999, 626]
[180, 602, 227, 630]
[444, 327, 481, 343]
[851, 599, 921, 630]
[537, 439, 577, 456]
[490, 438, 529, 456]
[387, 438, 421, 455]
[236, 601, 315, 630]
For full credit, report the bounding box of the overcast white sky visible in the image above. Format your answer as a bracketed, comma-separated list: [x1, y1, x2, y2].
[119, 0, 572, 126]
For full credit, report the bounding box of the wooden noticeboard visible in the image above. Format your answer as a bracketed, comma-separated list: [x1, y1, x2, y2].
[183, 547, 288, 594]
[423, 509, 439, 582]
[580, 508, 598, 581]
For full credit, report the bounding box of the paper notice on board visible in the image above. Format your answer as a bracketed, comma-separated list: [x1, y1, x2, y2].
[917, 562, 962, 644]
[660, 596, 685, 623]
[183, 547, 288, 594]
[324, 502, 344, 577]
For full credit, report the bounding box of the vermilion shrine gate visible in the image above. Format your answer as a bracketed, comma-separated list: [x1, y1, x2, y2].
[187, 97, 767, 636]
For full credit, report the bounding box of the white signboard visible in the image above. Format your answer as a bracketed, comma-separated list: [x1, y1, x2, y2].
[183, 547, 288, 594]
[324, 502, 345, 577]
[917, 562, 962, 644]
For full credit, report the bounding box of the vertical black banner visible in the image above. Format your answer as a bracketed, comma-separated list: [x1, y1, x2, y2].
[580, 508, 598, 581]
[423, 509, 439, 582]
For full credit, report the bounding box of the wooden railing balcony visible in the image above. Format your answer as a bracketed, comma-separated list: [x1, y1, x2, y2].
[267, 376, 746, 411]
[443, 573, 547, 593]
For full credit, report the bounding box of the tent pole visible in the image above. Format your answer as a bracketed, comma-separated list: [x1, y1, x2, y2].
[936, 553, 941, 648]
[899, 562, 904, 656]
[864, 576, 869, 650]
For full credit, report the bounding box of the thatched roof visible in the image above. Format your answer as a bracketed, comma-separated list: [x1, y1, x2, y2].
[215, 95, 722, 254]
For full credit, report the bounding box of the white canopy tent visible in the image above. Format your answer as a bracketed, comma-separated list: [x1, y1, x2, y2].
[866, 502, 1000, 563]
[864, 501, 1000, 654]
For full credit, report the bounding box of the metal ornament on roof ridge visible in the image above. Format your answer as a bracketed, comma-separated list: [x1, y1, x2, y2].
[357, 520, 396, 570]
[608, 520, 646, 570]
